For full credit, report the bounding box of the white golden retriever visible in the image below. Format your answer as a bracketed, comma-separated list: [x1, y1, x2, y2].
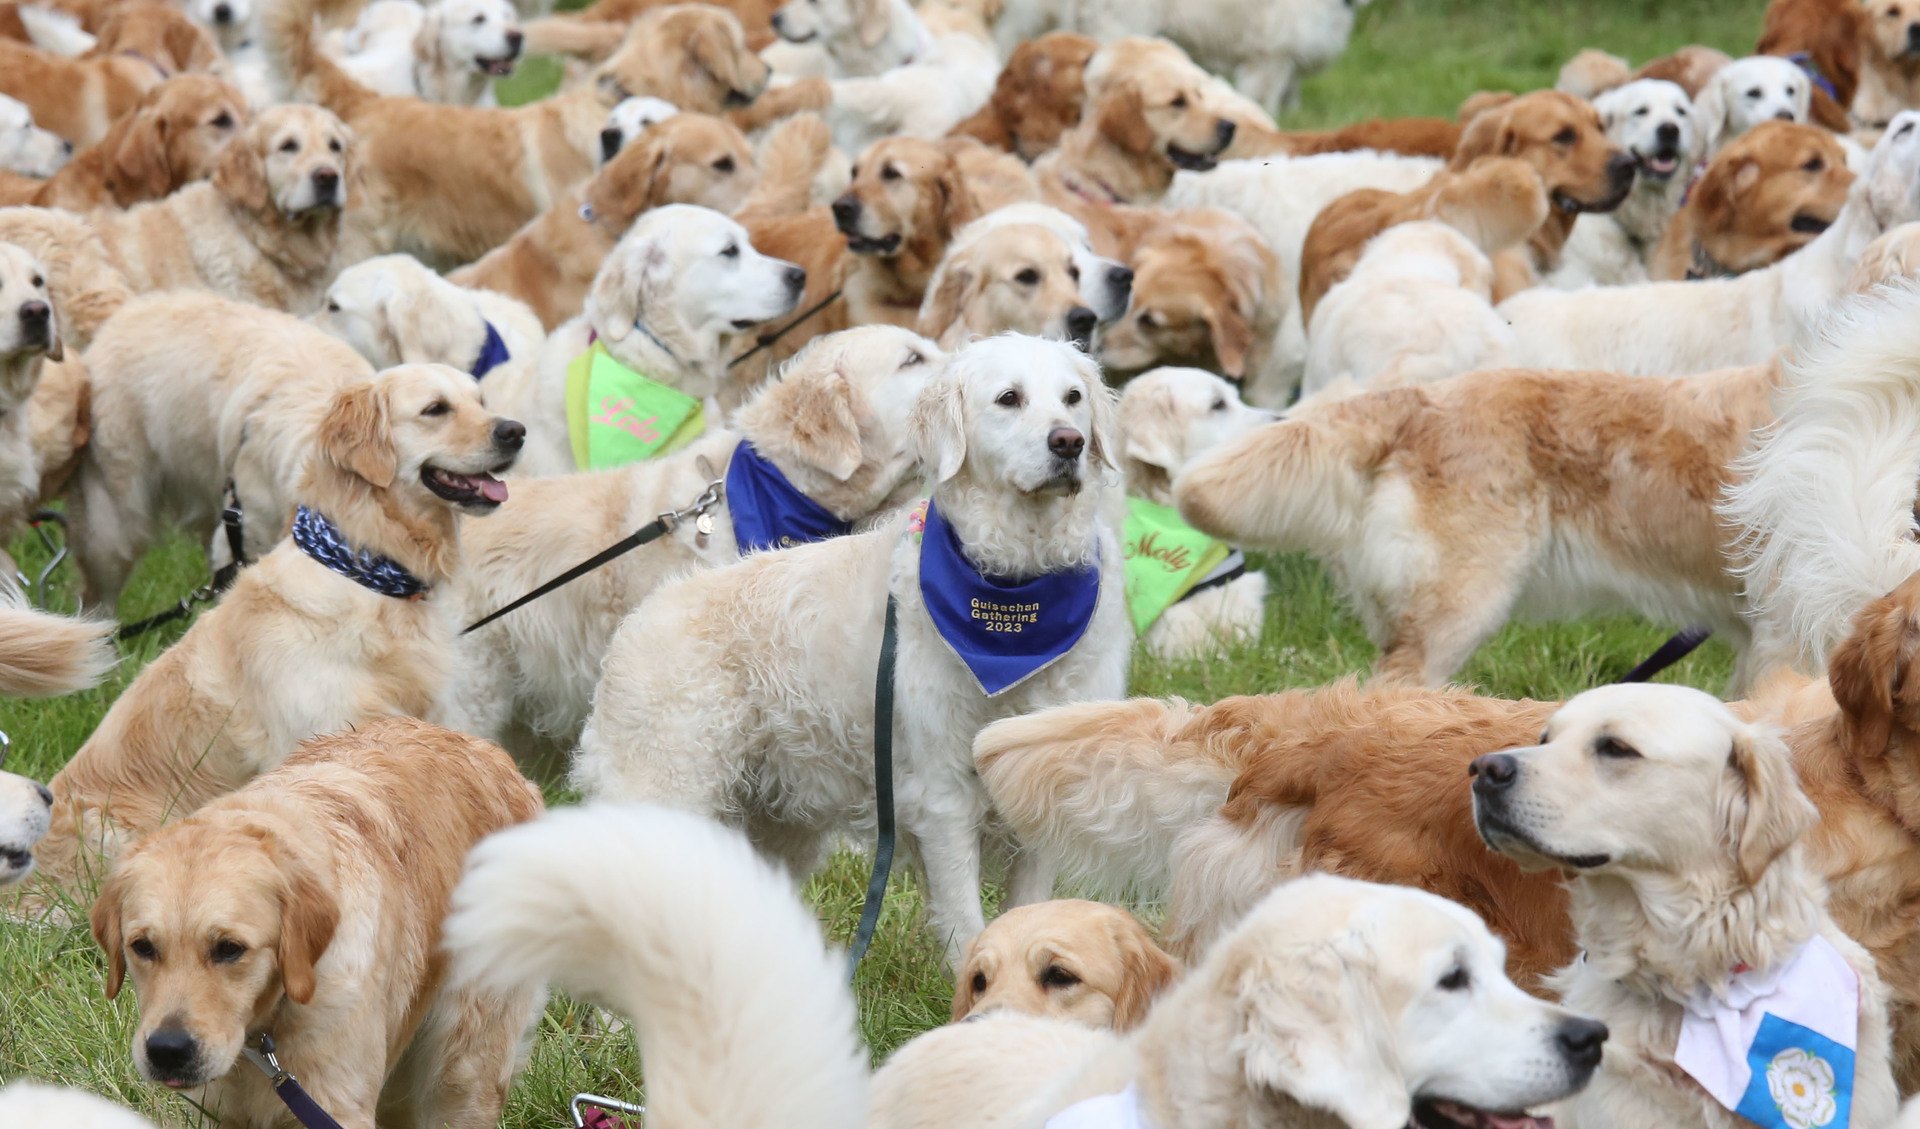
[1553, 80, 1701, 288]
[0, 1083, 156, 1129]
[0, 763, 54, 888]
[1500, 110, 1920, 376]
[449, 326, 943, 758]
[574, 334, 1131, 964]
[1469, 684, 1898, 1129]
[1694, 55, 1811, 157]
[770, 0, 932, 77]
[331, 0, 524, 104]
[0, 94, 70, 178]
[0, 242, 60, 544]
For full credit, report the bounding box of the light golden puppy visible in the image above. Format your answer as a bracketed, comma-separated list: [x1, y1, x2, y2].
[917, 222, 1096, 348]
[32, 365, 521, 898]
[90, 718, 544, 1129]
[952, 900, 1179, 1031]
[23, 75, 248, 213]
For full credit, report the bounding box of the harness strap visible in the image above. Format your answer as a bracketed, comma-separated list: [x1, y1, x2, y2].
[1174, 552, 1247, 605]
[847, 593, 899, 976]
[726, 288, 846, 372]
[1616, 625, 1714, 684]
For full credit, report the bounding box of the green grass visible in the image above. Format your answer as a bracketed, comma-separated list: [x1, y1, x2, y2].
[1, 0, 1760, 1121]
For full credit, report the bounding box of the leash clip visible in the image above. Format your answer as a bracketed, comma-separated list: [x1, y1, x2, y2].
[658, 477, 724, 532]
[571, 1093, 646, 1128]
[242, 1032, 293, 1087]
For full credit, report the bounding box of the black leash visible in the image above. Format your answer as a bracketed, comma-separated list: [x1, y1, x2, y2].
[460, 479, 723, 635]
[242, 1034, 345, 1129]
[1615, 625, 1714, 683]
[114, 483, 248, 642]
[726, 288, 844, 371]
[847, 593, 898, 976]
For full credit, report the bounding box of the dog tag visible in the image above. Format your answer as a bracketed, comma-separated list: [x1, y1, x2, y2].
[695, 512, 714, 549]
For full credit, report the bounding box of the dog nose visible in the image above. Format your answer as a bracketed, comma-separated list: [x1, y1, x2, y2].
[830, 194, 860, 232]
[1774, 109, 1797, 121]
[144, 1028, 199, 1075]
[1606, 152, 1636, 183]
[1048, 427, 1085, 460]
[311, 167, 340, 196]
[505, 28, 523, 51]
[61, 138, 73, 155]
[18, 300, 49, 332]
[1655, 122, 1679, 147]
[600, 127, 623, 162]
[1555, 1018, 1609, 1072]
[770, 10, 786, 32]
[33, 782, 52, 808]
[1468, 752, 1518, 789]
[1908, 21, 1920, 48]
[212, 1, 233, 22]
[1065, 306, 1097, 342]
[493, 419, 526, 450]
[782, 265, 807, 294]
[1214, 119, 1236, 148]
[1106, 264, 1133, 299]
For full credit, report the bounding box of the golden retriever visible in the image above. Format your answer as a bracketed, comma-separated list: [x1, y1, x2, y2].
[1854, 0, 1920, 126]
[450, 110, 763, 329]
[268, 0, 769, 264]
[1758, 0, 1864, 130]
[950, 31, 1098, 160]
[0, 240, 59, 544]
[916, 220, 1095, 347]
[30, 364, 519, 898]
[12, 74, 247, 213]
[952, 900, 1178, 1030]
[90, 717, 543, 1128]
[1650, 120, 1854, 279]
[0, 38, 162, 147]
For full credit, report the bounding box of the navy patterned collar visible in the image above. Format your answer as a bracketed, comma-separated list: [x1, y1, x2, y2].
[291, 506, 429, 599]
[470, 321, 510, 380]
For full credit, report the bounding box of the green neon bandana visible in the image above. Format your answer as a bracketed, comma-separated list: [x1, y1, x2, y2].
[1122, 496, 1232, 634]
[566, 340, 706, 470]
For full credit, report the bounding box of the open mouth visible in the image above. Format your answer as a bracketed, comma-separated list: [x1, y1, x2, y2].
[1790, 212, 1834, 234]
[776, 26, 816, 43]
[1474, 811, 1609, 871]
[1552, 184, 1631, 215]
[1166, 144, 1220, 172]
[725, 88, 754, 108]
[1633, 148, 1680, 179]
[475, 53, 518, 76]
[845, 232, 902, 255]
[422, 464, 510, 508]
[1413, 1099, 1553, 1129]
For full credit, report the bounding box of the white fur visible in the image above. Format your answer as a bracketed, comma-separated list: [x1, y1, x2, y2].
[16, 6, 95, 56]
[1551, 80, 1700, 288]
[186, 0, 253, 55]
[825, 32, 997, 154]
[330, 0, 524, 104]
[598, 95, 679, 165]
[0, 243, 57, 546]
[0, 93, 69, 178]
[0, 1083, 156, 1128]
[1694, 55, 1812, 158]
[770, 0, 932, 78]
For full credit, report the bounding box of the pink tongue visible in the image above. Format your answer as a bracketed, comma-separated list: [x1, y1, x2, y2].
[477, 476, 509, 503]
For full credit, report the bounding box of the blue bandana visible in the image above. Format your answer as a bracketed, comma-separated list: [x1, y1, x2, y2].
[1786, 52, 1840, 105]
[725, 441, 853, 554]
[918, 499, 1100, 697]
[470, 321, 510, 380]
[291, 506, 429, 599]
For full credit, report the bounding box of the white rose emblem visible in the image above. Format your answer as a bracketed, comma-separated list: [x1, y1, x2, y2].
[1766, 1048, 1838, 1129]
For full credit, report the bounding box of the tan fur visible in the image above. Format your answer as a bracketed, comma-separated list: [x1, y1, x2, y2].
[952, 900, 1179, 1031]
[89, 719, 543, 1128]
[1651, 120, 1854, 279]
[1855, 0, 1920, 126]
[0, 40, 160, 148]
[1095, 207, 1281, 386]
[949, 31, 1098, 161]
[28, 75, 247, 212]
[0, 597, 113, 697]
[917, 221, 1086, 347]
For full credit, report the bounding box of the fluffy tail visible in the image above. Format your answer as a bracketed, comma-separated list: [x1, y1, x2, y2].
[734, 111, 831, 219]
[0, 596, 114, 698]
[262, 0, 380, 117]
[1721, 282, 1920, 672]
[441, 804, 866, 1129]
[0, 207, 131, 351]
[975, 697, 1257, 895]
[1172, 387, 1421, 554]
[520, 15, 627, 60]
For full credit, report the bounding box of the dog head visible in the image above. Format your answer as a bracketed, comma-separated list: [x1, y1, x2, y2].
[1115, 367, 1273, 504]
[0, 94, 69, 179]
[987, 32, 1097, 161]
[1083, 38, 1237, 173]
[103, 75, 247, 205]
[96, 1, 224, 75]
[1861, 111, 1920, 230]
[184, 0, 251, 51]
[601, 5, 768, 115]
[1453, 90, 1634, 217]
[833, 137, 980, 257]
[1685, 121, 1853, 273]
[214, 103, 352, 219]
[0, 768, 53, 887]
[1592, 79, 1699, 185]
[911, 333, 1113, 497]
[1694, 56, 1811, 155]
[1471, 684, 1817, 889]
[420, 0, 524, 80]
[771, 0, 892, 52]
[1097, 211, 1277, 381]
[315, 254, 494, 370]
[1865, 0, 1920, 63]
[588, 112, 755, 223]
[1207, 874, 1604, 1129]
[1826, 571, 1920, 809]
[598, 95, 679, 165]
[958, 203, 1133, 323]
[953, 900, 1178, 1030]
[918, 223, 1096, 350]
[91, 809, 340, 1091]
[0, 242, 60, 369]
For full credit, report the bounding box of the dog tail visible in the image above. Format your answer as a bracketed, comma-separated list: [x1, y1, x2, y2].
[520, 15, 627, 60]
[734, 111, 831, 219]
[442, 804, 866, 1129]
[262, 0, 379, 117]
[0, 596, 115, 698]
[1722, 282, 1920, 673]
[1173, 387, 1422, 555]
[0, 207, 132, 352]
[976, 696, 1269, 896]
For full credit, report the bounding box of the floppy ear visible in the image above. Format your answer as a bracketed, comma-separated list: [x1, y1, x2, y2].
[909, 365, 967, 484]
[1094, 84, 1156, 156]
[43, 297, 63, 363]
[781, 367, 865, 480]
[1449, 103, 1512, 169]
[266, 841, 340, 1006]
[588, 235, 668, 344]
[934, 156, 982, 236]
[89, 873, 128, 1000]
[108, 109, 176, 201]
[212, 126, 271, 215]
[1726, 722, 1819, 886]
[1108, 922, 1180, 1031]
[320, 381, 397, 489]
[1692, 77, 1731, 153]
[413, 8, 449, 72]
[851, 0, 891, 49]
[1120, 386, 1181, 474]
[1203, 303, 1253, 380]
[949, 945, 985, 1021]
[1230, 942, 1412, 1129]
[1827, 585, 1920, 761]
[384, 284, 471, 365]
[1083, 369, 1119, 472]
[917, 262, 974, 344]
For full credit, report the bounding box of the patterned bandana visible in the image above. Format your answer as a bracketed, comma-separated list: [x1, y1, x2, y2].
[291, 506, 429, 599]
[1122, 496, 1234, 633]
[1674, 934, 1859, 1129]
[725, 441, 853, 554]
[470, 320, 511, 380]
[564, 341, 706, 469]
[918, 498, 1101, 697]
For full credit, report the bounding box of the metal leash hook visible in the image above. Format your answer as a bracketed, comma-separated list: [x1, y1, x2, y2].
[241, 1032, 293, 1087]
[571, 1093, 646, 1129]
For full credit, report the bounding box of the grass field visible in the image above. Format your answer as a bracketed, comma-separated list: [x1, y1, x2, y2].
[2, 0, 1762, 1122]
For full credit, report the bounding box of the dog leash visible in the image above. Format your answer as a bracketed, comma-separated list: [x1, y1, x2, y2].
[241, 1034, 346, 1129]
[572, 1094, 646, 1129]
[725, 288, 844, 372]
[114, 482, 249, 642]
[1614, 625, 1714, 684]
[460, 478, 723, 635]
[848, 593, 899, 976]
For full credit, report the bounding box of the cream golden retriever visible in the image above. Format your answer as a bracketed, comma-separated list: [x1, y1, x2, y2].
[91, 718, 543, 1129]
[449, 325, 941, 757]
[17, 75, 248, 214]
[0, 1083, 157, 1129]
[33, 364, 520, 897]
[953, 900, 1178, 1030]
[0, 93, 70, 178]
[1470, 684, 1898, 1129]
[329, 0, 524, 104]
[0, 241, 59, 544]
[574, 335, 1131, 965]
[917, 221, 1098, 348]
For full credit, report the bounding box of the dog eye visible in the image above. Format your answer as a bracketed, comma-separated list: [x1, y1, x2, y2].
[1040, 965, 1081, 989]
[712, 156, 735, 173]
[1803, 156, 1826, 173]
[471, 12, 485, 21]
[325, 299, 340, 312]
[211, 112, 234, 129]
[1169, 94, 1187, 109]
[1746, 88, 1763, 99]
[129, 938, 157, 960]
[1676, 106, 1688, 117]
[30, 275, 43, 289]
[329, 139, 343, 153]
[881, 165, 902, 182]
[1594, 736, 1640, 760]
[1065, 388, 1083, 406]
[1552, 127, 1577, 145]
[995, 389, 1021, 408]
[720, 243, 739, 259]
[1539, 728, 1550, 744]
[902, 350, 925, 367]
[970, 972, 987, 993]
[211, 939, 247, 964]
[1902, 122, 1918, 140]
[1014, 268, 1040, 285]
[1136, 309, 1159, 328]
[279, 138, 299, 153]
[1066, 263, 1080, 282]
[1632, 107, 1647, 116]
[1438, 966, 1470, 991]
[1209, 398, 1226, 412]
[422, 400, 451, 417]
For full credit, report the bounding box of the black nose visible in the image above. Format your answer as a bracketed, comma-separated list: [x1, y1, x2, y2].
[18, 300, 49, 331]
[1048, 426, 1085, 460]
[600, 127, 622, 162]
[1214, 119, 1236, 148]
[1106, 264, 1133, 298]
[1606, 152, 1636, 183]
[1774, 109, 1797, 121]
[33, 783, 52, 808]
[311, 167, 339, 196]
[770, 10, 786, 31]
[1555, 1018, 1609, 1072]
[493, 419, 525, 450]
[830, 194, 860, 232]
[1655, 122, 1679, 146]
[505, 28, 523, 50]
[61, 138, 73, 155]
[1908, 21, 1920, 47]
[144, 1028, 198, 1075]
[1065, 305, 1097, 342]
[212, 2, 233, 22]
[782, 265, 806, 294]
[1468, 752, 1518, 789]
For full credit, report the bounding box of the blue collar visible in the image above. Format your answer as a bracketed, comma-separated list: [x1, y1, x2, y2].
[725, 441, 853, 554]
[291, 506, 429, 599]
[918, 499, 1101, 696]
[470, 320, 510, 380]
[1786, 52, 1840, 105]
